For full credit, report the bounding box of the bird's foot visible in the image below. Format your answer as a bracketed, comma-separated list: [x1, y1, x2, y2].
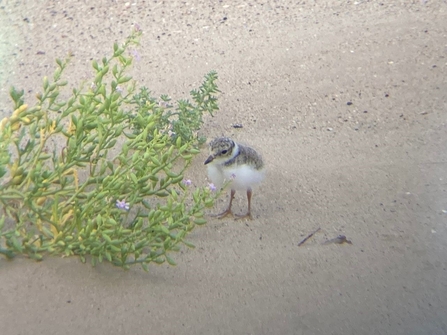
[235, 212, 253, 220]
[211, 208, 234, 219]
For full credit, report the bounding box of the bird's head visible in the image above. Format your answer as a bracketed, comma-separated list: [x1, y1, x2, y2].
[204, 137, 236, 165]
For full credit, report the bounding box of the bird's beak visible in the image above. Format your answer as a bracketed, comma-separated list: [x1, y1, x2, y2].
[204, 155, 214, 165]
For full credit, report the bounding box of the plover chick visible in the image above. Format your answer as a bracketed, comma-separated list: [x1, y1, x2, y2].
[204, 137, 265, 219]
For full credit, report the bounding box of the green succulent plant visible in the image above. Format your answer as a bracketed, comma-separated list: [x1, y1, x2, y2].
[0, 30, 220, 270]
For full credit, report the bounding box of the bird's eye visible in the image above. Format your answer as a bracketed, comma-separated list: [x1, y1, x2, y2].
[221, 150, 228, 155]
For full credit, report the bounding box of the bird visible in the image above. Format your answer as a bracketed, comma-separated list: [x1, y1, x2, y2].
[204, 137, 265, 219]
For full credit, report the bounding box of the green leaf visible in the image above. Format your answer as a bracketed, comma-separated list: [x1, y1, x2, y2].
[43, 76, 49, 90]
[92, 60, 99, 71]
[103, 233, 112, 243]
[130, 173, 138, 184]
[9, 87, 24, 107]
[194, 218, 207, 225]
[150, 156, 161, 166]
[165, 170, 179, 178]
[182, 240, 195, 249]
[153, 258, 165, 265]
[30, 253, 43, 261]
[112, 64, 118, 77]
[118, 76, 132, 84]
[105, 139, 117, 149]
[165, 255, 177, 266]
[160, 225, 170, 235]
[176, 136, 182, 147]
[9, 236, 23, 252]
[71, 114, 78, 127]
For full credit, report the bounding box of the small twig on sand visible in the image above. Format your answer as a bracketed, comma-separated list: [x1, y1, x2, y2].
[298, 227, 321, 246]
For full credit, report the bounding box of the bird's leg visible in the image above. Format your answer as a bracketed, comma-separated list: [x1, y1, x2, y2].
[212, 189, 235, 219]
[236, 188, 253, 220]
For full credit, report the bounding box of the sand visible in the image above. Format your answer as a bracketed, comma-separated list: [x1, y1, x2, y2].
[1, 1, 446, 334]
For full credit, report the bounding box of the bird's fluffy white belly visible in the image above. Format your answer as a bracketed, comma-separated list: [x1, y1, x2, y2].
[207, 164, 264, 191]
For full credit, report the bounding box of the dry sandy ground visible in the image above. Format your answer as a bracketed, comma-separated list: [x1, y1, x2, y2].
[1, 1, 447, 334]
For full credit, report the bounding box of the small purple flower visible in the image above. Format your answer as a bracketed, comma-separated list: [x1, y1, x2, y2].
[230, 173, 236, 180]
[116, 86, 123, 95]
[130, 49, 141, 62]
[208, 183, 217, 192]
[182, 179, 192, 186]
[116, 199, 130, 211]
[134, 23, 142, 33]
